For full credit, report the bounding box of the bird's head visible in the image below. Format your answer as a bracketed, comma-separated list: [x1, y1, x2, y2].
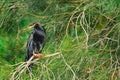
[27, 22, 45, 32]
[28, 22, 39, 28]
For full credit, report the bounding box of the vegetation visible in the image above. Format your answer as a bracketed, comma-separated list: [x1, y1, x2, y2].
[0, 0, 120, 80]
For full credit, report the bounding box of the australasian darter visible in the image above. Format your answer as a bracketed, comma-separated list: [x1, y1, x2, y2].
[25, 22, 46, 72]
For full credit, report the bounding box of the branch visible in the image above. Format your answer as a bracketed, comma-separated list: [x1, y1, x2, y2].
[44, 52, 61, 58]
[10, 52, 61, 80]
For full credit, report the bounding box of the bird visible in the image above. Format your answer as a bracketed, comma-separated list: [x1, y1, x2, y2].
[25, 22, 46, 72]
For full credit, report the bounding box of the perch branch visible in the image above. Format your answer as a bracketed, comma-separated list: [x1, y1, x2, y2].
[44, 52, 61, 58]
[10, 52, 61, 80]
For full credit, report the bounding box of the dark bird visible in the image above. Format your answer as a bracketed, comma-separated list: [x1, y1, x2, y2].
[25, 22, 46, 72]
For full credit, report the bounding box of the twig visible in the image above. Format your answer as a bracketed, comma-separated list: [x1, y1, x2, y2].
[44, 52, 61, 58]
[61, 54, 79, 80]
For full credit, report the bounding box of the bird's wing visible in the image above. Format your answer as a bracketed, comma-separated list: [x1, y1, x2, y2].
[26, 33, 34, 60]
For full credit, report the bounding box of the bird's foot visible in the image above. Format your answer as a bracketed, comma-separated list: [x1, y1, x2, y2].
[33, 53, 42, 59]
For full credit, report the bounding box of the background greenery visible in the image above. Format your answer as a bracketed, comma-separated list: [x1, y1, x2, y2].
[0, 0, 120, 80]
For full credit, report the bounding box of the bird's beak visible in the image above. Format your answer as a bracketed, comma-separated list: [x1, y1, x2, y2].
[23, 25, 33, 31]
[29, 25, 34, 28]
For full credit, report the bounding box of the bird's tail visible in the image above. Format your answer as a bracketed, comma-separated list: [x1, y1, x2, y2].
[25, 55, 34, 74]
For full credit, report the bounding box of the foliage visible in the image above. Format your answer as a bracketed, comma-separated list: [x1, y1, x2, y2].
[0, 0, 120, 80]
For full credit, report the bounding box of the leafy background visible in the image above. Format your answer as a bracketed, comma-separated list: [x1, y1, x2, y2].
[0, 0, 120, 80]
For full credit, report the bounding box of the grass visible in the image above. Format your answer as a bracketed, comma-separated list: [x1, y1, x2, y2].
[0, 0, 120, 80]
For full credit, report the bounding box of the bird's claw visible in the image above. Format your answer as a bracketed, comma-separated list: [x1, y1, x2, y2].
[33, 53, 42, 59]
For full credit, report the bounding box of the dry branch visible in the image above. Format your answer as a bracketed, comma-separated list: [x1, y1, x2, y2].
[44, 52, 61, 58]
[10, 52, 61, 80]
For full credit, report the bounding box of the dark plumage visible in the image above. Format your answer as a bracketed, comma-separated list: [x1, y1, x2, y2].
[25, 23, 46, 72]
